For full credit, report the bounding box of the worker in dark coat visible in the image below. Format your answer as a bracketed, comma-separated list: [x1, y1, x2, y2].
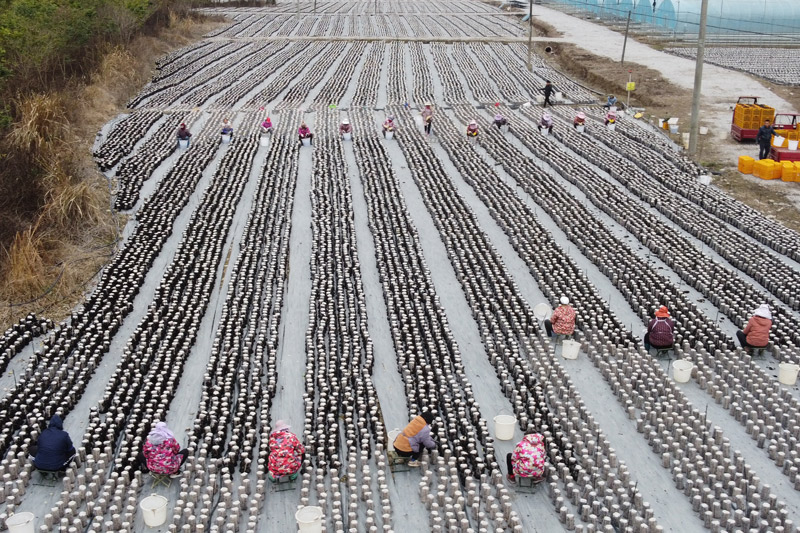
[542, 81, 555, 107]
[756, 119, 776, 160]
[31, 415, 76, 471]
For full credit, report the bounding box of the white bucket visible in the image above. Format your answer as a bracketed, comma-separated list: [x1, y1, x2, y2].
[140, 494, 168, 527]
[221, 134, 231, 144]
[672, 360, 693, 383]
[788, 139, 799, 151]
[387, 429, 401, 451]
[501, 124, 509, 133]
[295, 506, 324, 533]
[301, 137, 311, 146]
[772, 135, 785, 147]
[562, 340, 580, 360]
[576, 125, 585, 133]
[778, 363, 800, 385]
[554, 91, 563, 102]
[493, 414, 517, 441]
[178, 139, 189, 149]
[5, 512, 35, 533]
[540, 128, 549, 136]
[342, 132, 352, 141]
[699, 126, 708, 135]
[607, 123, 616, 131]
[385, 130, 394, 140]
[657, 119, 664, 128]
[259, 135, 269, 146]
[669, 124, 678, 134]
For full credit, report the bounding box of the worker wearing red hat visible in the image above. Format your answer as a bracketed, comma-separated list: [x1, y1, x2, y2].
[644, 306, 674, 350]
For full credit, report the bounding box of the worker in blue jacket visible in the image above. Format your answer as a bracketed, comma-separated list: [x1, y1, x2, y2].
[756, 119, 776, 160]
[30, 415, 76, 471]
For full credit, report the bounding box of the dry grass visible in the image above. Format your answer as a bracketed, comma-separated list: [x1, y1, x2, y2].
[7, 92, 68, 157]
[0, 12, 223, 331]
[3, 224, 46, 299]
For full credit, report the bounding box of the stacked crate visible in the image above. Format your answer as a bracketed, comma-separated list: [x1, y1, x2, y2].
[733, 103, 775, 131]
[753, 158, 781, 180]
[773, 128, 800, 148]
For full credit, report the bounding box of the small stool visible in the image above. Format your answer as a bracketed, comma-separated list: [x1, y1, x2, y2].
[388, 450, 410, 473]
[150, 473, 172, 489]
[269, 473, 298, 492]
[515, 476, 543, 493]
[654, 346, 673, 360]
[749, 346, 767, 359]
[34, 469, 63, 487]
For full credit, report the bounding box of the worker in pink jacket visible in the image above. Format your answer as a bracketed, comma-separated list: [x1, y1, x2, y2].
[298, 122, 313, 145]
[506, 432, 546, 483]
[268, 420, 305, 481]
[142, 422, 188, 477]
[736, 304, 772, 349]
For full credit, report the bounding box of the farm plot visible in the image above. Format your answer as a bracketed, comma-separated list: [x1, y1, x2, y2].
[3, 1, 800, 532]
[666, 47, 800, 86]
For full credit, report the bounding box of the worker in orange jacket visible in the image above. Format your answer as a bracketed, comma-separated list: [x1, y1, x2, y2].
[392, 412, 437, 467]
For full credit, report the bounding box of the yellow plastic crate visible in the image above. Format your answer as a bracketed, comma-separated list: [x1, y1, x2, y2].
[753, 159, 777, 180]
[772, 161, 783, 180]
[781, 162, 797, 182]
[738, 155, 755, 174]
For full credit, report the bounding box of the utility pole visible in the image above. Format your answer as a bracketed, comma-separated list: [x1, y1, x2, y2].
[620, 11, 631, 64]
[527, 0, 533, 71]
[688, 0, 709, 156]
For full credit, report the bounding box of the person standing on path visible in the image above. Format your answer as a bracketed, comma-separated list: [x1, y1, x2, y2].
[756, 119, 776, 160]
[421, 102, 434, 135]
[542, 81, 555, 107]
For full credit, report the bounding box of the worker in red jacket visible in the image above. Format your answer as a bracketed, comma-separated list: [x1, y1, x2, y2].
[268, 420, 305, 481]
[544, 296, 576, 338]
[736, 304, 772, 349]
[644, 306, 674, 350]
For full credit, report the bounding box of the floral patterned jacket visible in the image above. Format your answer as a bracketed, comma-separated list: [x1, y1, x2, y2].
[268, 430, 305, 477]
[511, 433, 546, 478]
[551, 305, 576, 335]
[143, 438, 182, 474]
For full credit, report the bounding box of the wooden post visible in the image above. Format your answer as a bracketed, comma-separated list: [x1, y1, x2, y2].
[620, 11, 631, 64]
[689, 0, 709, 156]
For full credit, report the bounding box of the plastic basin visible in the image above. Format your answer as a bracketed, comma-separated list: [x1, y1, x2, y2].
[672, 360, 693, 383]
[493, 414, 517, 441]
[6, 512, 35, 533]
[140, 494, 168, 527]
[562, 340, 580, 360]
[295, 506, 324, 532]
[778, 363, 800, 385]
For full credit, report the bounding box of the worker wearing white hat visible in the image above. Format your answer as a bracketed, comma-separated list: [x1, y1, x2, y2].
[544, 296, 576, 338]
